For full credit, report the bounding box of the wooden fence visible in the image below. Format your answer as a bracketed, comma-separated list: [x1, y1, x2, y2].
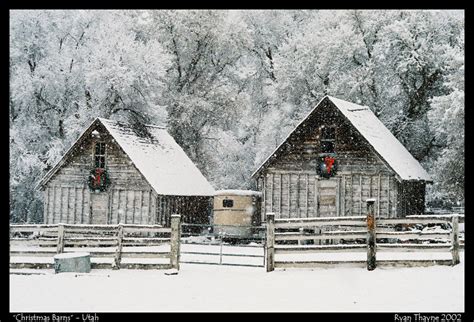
[10, 214, 181, 270]
[266, 201, 464, 271]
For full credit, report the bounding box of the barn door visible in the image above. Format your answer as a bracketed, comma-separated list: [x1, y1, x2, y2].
[90, 192, 109, 224]
[317, 178, 339, 217]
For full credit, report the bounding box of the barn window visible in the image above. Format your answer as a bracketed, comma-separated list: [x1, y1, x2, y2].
[94, 142, 106, 169]
[223, 199, 234, 208]
[320, 126, 336, 153]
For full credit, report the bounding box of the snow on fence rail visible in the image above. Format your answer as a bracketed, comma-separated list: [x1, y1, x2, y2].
[10, 215, 181, 271]
[265, 205, 464, 272]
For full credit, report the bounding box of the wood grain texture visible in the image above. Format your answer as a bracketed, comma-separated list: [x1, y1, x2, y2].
[255, 102, 428, 219]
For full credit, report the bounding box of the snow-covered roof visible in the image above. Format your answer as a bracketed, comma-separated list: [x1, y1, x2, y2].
[38, 118, 215, 196]
[214, 189, 262, 197]
[252, 96, 432, 182]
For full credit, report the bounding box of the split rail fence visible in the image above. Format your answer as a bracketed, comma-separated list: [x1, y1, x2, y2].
[10, 214, 181, 270]
[266, 200, 464, 271]
[10, 206, 465, 272]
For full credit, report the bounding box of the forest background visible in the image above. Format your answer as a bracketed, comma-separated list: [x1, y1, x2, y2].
[9, 10, 464, 223]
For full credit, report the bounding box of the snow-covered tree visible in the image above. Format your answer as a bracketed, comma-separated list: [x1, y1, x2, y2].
[427, 24, 464, 202]
[10, 10, 170, 222]
[10, 10, 464, 221]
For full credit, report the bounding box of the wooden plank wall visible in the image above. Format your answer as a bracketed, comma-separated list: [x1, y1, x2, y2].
[44, 186, 212, 226]
[44, 125, 163, 225]
[155, 195, 211, 226]
[263, 171, 399, 219]
[259, 102, 404, 219]
[45, 186, 92, 224]
[108, 188, 156, 225]
[397, 181, 425, 216]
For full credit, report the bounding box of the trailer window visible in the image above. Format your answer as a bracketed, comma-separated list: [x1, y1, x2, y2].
[223, 199, 234, 208]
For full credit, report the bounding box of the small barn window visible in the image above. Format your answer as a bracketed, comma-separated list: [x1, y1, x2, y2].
[223, 199, 234, 208]
[320, 126, 336, 153]
[94, 142, 106, 169]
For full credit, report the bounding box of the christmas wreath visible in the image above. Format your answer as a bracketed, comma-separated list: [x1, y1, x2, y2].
[88, 168, 110, 192]
[317, 155, 338, 178]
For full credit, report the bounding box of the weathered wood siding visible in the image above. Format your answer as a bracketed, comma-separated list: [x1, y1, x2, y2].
[259, 100, 404, 219]
[157, 195, 211, 226]
[43, 123, 186, 226]
[42, 122, 213, 226]
[397, 181, 426, 216]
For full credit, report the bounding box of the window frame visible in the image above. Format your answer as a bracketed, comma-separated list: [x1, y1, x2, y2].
[94, 141, 106, 169]
[320, 126, 336, 154]
[222, 199, 234, 208]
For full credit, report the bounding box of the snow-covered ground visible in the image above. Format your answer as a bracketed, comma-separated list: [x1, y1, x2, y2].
[10, 252, 464, 312]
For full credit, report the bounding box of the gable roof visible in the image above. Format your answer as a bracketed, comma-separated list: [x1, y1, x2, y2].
[38, 118, 215, 196]
[252, 96, 432, 182]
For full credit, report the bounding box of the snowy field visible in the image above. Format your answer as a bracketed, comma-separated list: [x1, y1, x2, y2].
[10, 253, 464, 312]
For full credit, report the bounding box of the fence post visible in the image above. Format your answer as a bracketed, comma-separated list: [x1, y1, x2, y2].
[298, 227, 304, 245]
[113, 224, 124, 270]
[451, 215, 460, 265]
[219, 236, 223, 265]
[170, 214, 181, 270]
[266, 213, 275, 272]
[366, 199, 376, 271]
[56, 223, 65, 254]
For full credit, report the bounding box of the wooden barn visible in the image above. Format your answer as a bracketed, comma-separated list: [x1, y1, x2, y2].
[252, 96, 432, 220]
[37, 117, 215, 226]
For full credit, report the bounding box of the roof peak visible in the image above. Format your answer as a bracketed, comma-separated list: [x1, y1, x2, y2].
[38, 115, 214, 195]
[252, 95, 431, 182]
[326, 96, 370, 110]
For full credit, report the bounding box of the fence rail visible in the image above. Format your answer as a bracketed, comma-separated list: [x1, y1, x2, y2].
[10, 209, 464, 273]
[266, 205, 464, 271]
[10, 215, 181, 271]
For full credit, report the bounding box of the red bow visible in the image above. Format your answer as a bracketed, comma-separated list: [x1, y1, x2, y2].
[95, 168, 104, 185]
[324, 156, 335, 174]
